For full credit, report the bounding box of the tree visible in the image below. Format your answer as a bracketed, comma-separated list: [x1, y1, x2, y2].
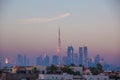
[96, 63, 103, 73]
[70, 64, 75, 67]
[33, 67, 39, 74]
[61, 66, 76, 75]
[89, 63, 103, 75]
[89, 67, 98, 75]
[46, 64, 58, 74]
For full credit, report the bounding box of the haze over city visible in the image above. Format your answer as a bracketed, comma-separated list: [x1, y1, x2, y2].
[0, 0, 120, 66]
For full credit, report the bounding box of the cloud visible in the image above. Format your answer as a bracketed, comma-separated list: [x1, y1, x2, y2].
[22, 13, 71, 24]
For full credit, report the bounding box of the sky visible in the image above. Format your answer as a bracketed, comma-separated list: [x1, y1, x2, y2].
[0, 0, 120, 66]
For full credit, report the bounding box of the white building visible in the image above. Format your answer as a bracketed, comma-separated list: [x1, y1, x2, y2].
[37, 73, 73, 80]
[83, 75, 109, 80]
[12, 66, 34, 73]
[70, 66, 83, 75]
[35, 66, 46, 74]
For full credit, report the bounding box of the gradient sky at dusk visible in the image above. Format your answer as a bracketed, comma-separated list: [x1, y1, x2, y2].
[0, 0, 120, 65]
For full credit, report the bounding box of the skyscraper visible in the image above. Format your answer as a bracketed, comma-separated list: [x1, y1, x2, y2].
[17, 54, 24, 66]
[43, 55, 50, 66]
[84, 46, 88, 67]
[0, 57, 7, 68]
[94, 54, 100, 66]
[79, 47, 83, 65]
[74, 53, 78, 66]
[36, 55, 43, 66]
[52, 55, 59, 66]
[17, 54, 29, 66]
[67, 46, 74, 65]
[23, 55, 29, 66]
[57, 28, 61, 65]
[62, 56, 69, 65]
[88, 58, 94, 67]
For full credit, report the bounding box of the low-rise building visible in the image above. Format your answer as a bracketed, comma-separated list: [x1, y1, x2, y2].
[83, 75, 109, 80]
[3, 67, 12, 73]
[2, 73, 38, 80]
[83, 68, 92, 75]
[73, 75, 83, 80]
[70, 66, 83, 75]
[35, 66, 46, 74]
[37, 73, 73, 80]
[12, 66, 34, 74]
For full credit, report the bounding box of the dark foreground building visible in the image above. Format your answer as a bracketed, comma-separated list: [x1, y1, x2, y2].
[2, 73, 38, 80]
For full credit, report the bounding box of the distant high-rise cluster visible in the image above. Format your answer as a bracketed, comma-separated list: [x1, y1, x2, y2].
[36, 54, 50, 66]
[0, 46, 118, 71]
[34, 45, 89, 67]
[12, 46, 118, 71]
[17, 54, 29, 66]
[34, 45, 88, 67]
[36, 55, 43, 66]
[62, 46, 88, 67]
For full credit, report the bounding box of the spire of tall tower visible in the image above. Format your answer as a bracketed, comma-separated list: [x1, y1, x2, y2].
[58, 27, 61, 48]
[57, 27, 61, 65]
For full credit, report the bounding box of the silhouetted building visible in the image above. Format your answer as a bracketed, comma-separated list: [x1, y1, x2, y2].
[2, 73, 38, 80]
[36, 55, 43, 66]
[52, 55, 59, 66]
[62, 56, 69, 65]
[84, 46, 88, 67]
[88, 58, 94, 67]
[67, 46, 74, 65]
[0, 56, 5, 68]
[23, 55, 29, 66]
[79, 47, 83, 65]
[17, 54, 29, 66]
[94, 54, 100, 66]
[17, 54, 24, 66]
[74, 53, 79, 66]
[43, 55, 50, 66]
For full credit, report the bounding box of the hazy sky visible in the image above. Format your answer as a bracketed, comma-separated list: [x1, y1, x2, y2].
[0, 0, 120, 65]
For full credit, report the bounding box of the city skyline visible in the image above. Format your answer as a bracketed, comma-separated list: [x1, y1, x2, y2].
[0, 45, 119, 71]
[0, 0, 120, 66]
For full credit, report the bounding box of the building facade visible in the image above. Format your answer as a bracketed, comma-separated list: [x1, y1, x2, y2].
[84, 46, 88, 67]
[67, 46, 74, 65]
[79, 47, 83, 66]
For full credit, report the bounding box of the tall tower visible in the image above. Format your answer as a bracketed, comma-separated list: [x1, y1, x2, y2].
[84, 46, 88, 67]
[79, 47, 83, 65]
[57, 27, 61, 65]
[67, 46, 74, 65]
